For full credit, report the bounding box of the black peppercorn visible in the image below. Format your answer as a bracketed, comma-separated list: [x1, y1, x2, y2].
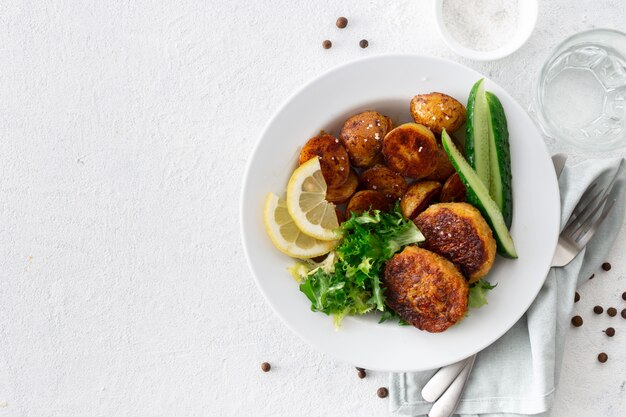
[322, 40, 332, 49]
[359, 39, 369, 48]
[336, 17, 348, 29]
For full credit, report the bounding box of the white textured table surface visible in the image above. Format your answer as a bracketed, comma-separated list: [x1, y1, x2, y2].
[1, 1, 625, 416]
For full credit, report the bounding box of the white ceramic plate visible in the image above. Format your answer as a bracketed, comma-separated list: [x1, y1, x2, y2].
[240, 55, 560, 372]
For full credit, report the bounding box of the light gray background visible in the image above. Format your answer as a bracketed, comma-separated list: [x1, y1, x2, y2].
[0, 1, 624, 416]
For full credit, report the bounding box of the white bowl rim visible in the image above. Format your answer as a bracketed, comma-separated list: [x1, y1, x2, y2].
[433, 0, 539, 61]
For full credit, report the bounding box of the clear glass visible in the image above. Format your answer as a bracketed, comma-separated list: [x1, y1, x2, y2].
[533, 29, 626, 151]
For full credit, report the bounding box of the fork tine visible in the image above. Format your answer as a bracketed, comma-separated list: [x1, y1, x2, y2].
[564, 182, 599, 229]
[563, 182, 600, 229]
[571, 193, 609, 241]
[562, 187, 605, 237]
[576, 199, 616, 248]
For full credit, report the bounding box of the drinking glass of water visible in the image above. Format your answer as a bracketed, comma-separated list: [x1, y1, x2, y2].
[533, 28, 626, 151]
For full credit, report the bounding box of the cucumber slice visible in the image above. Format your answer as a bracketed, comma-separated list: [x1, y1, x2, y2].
[442, 130, 518, 258]
[466, 79, 513, 228]
[466, 79, 491, 190]
[486, 92, 513, 228]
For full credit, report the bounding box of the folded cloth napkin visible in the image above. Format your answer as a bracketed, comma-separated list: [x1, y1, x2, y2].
[389, 157, 626, 417]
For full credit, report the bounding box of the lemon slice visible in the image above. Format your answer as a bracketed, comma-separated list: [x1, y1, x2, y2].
[264, 193, 337, 258]
[286, 158, 341, 241]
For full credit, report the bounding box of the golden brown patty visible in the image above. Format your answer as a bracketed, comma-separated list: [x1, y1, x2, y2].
[383, 246, 468, 333]
[414, 203, 496, 283]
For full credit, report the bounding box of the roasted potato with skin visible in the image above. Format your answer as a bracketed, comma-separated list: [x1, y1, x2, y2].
[359, 165, 408, 201]
[425, 143, 456, 182]
[440, 173, 466, 203]
[299, 133, 350, 188]
[382, 123, 438, 179]
[340, 111, 393, 168]
[410, 93, 466, 134]
[400, 181, 442, 219]
[335, 206, 347, 224]
[326, 169, 359, 204]
[383, 246, 469, 333]
[346, 190, 390, 215]
[414, 202, 496, 283]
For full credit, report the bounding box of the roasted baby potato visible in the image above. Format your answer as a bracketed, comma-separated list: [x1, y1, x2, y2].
[410, 92, 466, 134]
[299, 133, 350, 188]
[400, 181, 442, 219]
[382, 123, 438, 179]
[383, 246, 469, 333]
[425, 142, 456, 182]
[340, 111, 393, 168]
[439, 173, 466, 203]
[359, 165, 408, 201]
[414, 203, 496, 283]
[335, 206, 347, 224]
[326, 169, 359, 204]
[346, 190, 390, 215]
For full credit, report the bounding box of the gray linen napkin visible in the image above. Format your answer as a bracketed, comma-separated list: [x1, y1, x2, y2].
[389, 157, 626, 417]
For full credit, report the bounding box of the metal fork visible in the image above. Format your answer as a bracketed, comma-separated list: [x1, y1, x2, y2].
[551, 175, 617, 267]
[422, 157, 618, 417]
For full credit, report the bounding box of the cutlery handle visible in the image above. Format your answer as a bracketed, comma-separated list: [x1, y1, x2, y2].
[428, 355, 476, 417]
[421, 357, 470, 402]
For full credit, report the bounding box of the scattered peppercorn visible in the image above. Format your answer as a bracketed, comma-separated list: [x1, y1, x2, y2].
[377, 387, 388, 398]
[336, 17, 348, 29]
[574, 292, 580, 303]
[594, 305, 604, 314]
[322, 40, 332, 49]
[359, 39, 369, 48]
[261, 362, 271, 372]
[622, 291, 626, 301]
[604, 327, 615, 337]
[598, 352, 608, 363]
[357, 369, 366, 379]
[602, 262, 611, 271]
[589, 274, 595, 280]
[607, 307, 617, 317]
[621, 309, 626, 319]
[571, 315, 583, 327]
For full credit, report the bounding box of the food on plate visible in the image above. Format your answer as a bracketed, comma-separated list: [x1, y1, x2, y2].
[359, 165, 408, 201]
[263, 79, 517, 332]
[465, 79, 513, 227]
[414, 202, 496, 283]
[442, 130, 517, 258]
[425, 142, 456, 182]
[439, 173, 466, 203]
[326, 169, 359, 204]
[296, 207, 424, 327]
[264, 193, 337, 258]
[346, 190, 390, 215]
[339, 111, 393, 168]
[299, 133, 350, 188]
[382, 123, 438, 179]
[383, 246, 468, 332]
[286, 158, 341, 241]
[410, 92, 467, 134]
[335, 206, 347, 224]
[400, 181, 442, 220]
